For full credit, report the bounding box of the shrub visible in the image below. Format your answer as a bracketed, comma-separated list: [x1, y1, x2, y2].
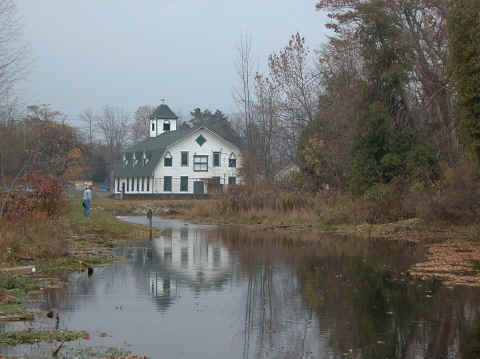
[2, 173, 64, 220]
[413, 160, 480, 223]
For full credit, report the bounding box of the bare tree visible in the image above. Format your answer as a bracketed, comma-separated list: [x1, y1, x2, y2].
[25, 104, 63, 122]
[0, 96, 22, 191]
[96, 105, 130, 185]
[268, 33, 319, 129]
[79, 108, 96, 145]
[0, 0, 27, 105]
[234, 33, 255, 148]
[253, 74, 279, 179]
[0, 0, 28, 197]
[131, 105, 154, 142]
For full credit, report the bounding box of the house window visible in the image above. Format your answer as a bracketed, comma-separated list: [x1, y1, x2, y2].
[180, 227, 188, 240]
[193, 155, 208, 172]
[147, 177, 150, 192]
[164, 176, 172, 192]
[213, 152, 220, 167]
[152, 122, 155, 132]
[181, 247, 188, 267]
[124, 152, 132, 167]
[127, 178, 130, 192]
[136, 177, 140, 191]
[180, 176, 188, 192]
[195, 134, 206, 146]
[229, 153, 237, 168]
[141, 177, 144, 191]
[117, 178, 120, 192]
[228, 176, 236, 185]
[144, 152, 151, 165]
[181, 151, 189, 167]
[163, 121, 170, 132]
[164, 152, 172, 167]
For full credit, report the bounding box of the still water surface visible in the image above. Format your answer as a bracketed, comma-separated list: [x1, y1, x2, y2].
[2, 217, 480, 358]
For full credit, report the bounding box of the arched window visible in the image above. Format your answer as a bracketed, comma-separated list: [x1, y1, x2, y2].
[164, 152, 172, 167]
[228, 153, 237, 168]
[144, 152, 151, 165]
[124, 152, 132, 167]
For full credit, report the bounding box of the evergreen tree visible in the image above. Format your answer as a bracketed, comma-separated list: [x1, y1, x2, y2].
[189, 108, 243, 147]
[349, 1, 435, 193]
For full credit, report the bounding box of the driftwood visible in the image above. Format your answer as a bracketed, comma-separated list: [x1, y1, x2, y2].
[0, 313, 35, 321]
[0, 265, 36, 274]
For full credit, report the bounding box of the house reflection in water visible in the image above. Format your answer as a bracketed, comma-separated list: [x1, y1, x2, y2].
[143, 225, 233, 309]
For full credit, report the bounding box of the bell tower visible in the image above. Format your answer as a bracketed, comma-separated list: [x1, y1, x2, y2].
[150, 99, 178, 137]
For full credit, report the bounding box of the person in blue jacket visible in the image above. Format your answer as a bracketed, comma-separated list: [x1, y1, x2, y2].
[82, 185, 93, 218]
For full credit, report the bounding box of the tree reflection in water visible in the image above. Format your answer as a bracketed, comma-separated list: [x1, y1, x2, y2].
[221, 228, 480, 359]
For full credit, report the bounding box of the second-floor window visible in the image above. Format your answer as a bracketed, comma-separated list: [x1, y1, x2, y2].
[213, 152, 220, 167]
[181, 151, 189, 166]
[229, 153, 237, 168]
[193, 155, 208, 172]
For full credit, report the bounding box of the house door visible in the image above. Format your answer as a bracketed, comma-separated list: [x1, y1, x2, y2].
[193, 181, 204, 195]
[121, 182, 125, 194]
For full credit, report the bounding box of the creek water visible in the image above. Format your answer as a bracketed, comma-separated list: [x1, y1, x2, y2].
[2, 216, 480, 359]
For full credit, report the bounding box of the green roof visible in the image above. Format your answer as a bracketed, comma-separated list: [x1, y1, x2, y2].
[151, 104, 178, 120]
[113, 126, 244, 178]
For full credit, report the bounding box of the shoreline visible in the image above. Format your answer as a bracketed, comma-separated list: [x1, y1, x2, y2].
[1, 196, 480, 353]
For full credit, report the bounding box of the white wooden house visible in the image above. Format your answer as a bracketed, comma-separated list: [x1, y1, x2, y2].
[113, 103, 242, 197]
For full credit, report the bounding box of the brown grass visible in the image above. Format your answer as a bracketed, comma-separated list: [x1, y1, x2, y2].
[0, 218, 69, 266]
[215, 182, 315, 213]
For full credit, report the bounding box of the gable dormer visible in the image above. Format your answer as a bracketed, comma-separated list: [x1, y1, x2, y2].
[150, 101, 178, 137]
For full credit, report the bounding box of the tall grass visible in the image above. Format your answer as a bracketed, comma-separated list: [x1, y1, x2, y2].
[216, 182, 315, 214]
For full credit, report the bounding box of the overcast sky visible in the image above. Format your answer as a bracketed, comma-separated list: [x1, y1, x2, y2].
[15, 1, 329, 125]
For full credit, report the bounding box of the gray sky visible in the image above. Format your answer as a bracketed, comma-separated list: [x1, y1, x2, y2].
[16, 1, 329, 125]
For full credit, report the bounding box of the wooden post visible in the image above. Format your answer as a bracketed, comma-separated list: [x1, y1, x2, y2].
[147, 209, 153, 240]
